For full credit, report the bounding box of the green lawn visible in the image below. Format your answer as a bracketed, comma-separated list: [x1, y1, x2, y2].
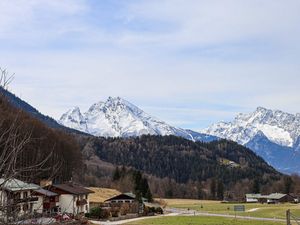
[165, 199, 300, 219]
[126, 216, 285, 225]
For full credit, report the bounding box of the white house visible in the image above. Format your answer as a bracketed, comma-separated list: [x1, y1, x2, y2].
[0, 178, 40, 220]
[48, 183, 93, 215]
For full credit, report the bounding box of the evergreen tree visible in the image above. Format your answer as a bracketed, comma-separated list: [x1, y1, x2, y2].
[284, 176, 293, 194]
[112, 166, 121, 181]
[210, 178, 216, 199]
[217, 180, 224, 200]
[252, 179, 260, 193]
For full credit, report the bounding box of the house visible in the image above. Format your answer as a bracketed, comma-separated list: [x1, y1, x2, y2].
[245, 193, 295, 204]
[32, 188, 59, 214]
[265, 193, 295, 204]
[0, 178, 40, 220]
[245, 194, 261, 203]
[105, 192, 148, 204]
[48, 182, 94, 215]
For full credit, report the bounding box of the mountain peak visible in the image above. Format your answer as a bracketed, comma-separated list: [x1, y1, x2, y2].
[203, 107, 300, 148]
[58, 97, 214, 142]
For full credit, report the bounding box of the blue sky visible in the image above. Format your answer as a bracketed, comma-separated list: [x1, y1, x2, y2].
[1, 0, 300, 130]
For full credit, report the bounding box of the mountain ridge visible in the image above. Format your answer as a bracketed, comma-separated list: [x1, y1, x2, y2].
[203, 106, 300, 174]
[59, 96, 216, 142]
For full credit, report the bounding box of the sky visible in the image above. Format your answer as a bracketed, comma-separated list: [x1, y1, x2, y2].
[1, 0, 300, 130]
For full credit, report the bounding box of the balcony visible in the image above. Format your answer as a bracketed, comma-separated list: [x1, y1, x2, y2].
[76, 199, 87, 206]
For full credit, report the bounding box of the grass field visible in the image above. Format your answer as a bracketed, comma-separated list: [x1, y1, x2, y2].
[126, 216, 285, 225]
[162, 198, 300, 219]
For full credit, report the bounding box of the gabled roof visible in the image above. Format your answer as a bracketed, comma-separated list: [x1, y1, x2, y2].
[0, 178, 39, 192]
[246, 193, 288, 200]
[105, 192, 147, 202]
[267, 193, 287, 200]
[50, 183, 94, 195]
[246, 194, 261, 198]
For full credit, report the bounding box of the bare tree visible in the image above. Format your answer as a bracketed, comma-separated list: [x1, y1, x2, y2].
[0, 69, 61, 224]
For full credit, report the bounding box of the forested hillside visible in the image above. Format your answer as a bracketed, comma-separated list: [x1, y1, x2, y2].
[0, 93, 82, 183]
[80, 135, 293, 200]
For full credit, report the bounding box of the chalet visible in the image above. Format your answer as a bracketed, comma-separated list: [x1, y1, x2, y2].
[32, 188, 59, 214]
[105, 192, 148, 204]
[245, 193, 295, 204]
[48, 182, 94, 215]
[0, 178, 40, 220]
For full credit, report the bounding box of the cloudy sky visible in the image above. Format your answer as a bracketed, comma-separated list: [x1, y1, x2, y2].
[1, 0, 300, 130]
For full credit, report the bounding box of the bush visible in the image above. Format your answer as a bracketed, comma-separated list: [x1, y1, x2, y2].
[155, 207, 163, 214]
[89, 207, 102, 219]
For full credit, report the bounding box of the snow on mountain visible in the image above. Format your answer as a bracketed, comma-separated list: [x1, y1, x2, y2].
[203, 107, 300, 148]
[203, 107, 300, 174]
[59, 97, 211, 141]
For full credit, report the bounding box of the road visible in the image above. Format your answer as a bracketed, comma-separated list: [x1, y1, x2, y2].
[90, 208, 285, 224]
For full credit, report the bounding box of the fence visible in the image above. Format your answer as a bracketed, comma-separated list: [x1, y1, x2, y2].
[286, 209, 300, 225]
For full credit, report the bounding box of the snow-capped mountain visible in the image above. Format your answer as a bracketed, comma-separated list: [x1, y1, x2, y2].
[59, 97, 215, 142]
[203, 107, 300, 174]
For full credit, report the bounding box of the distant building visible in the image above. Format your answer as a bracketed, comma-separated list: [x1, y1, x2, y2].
[245, 193, 295, 204]
[48, 182, 94, 215]
[105, 192, 148, 204]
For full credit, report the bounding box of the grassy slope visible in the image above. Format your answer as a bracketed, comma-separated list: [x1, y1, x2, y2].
[87, 187, 120, 203]
[163, 199, 300, 220]
[126, 216, 284, 225]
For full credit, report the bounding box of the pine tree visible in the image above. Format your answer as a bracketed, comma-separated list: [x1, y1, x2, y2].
[284, 176, 293, 194]
[217, 180, 224, 200]
[210, 178, 216, 199]
[112, 166, 121, 181]
[252, 179, 260, 194]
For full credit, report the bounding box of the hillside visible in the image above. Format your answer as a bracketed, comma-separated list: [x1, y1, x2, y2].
[0, 91, 83, 183]
[80, 135, 286, 199]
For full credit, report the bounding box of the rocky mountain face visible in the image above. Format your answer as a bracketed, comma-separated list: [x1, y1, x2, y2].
[203, 107, 300, 174]
[59, 97, 216, 142]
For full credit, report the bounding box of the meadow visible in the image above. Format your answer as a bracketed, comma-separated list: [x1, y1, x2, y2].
[162, 198, 300, 219]
[126, 216, 285, 225]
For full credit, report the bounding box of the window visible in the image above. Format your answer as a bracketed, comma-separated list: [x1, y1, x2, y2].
[23, 192, 28, 199]
[23, 204, 29, 212]
[13, 192, 21, 200]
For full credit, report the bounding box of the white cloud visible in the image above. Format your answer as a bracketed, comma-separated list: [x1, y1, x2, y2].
[1, 0, 300, 130]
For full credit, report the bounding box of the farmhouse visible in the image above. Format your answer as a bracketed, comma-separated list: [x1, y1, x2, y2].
[245, 193, 295, 204]
[48, 182, 94, 215]
[0, 178, 40, 220]
[105, 192, 148, 204]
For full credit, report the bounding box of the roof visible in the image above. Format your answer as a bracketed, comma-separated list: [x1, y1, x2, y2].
[0, 178, 40, 192]
[51, 183, 94, 195]
[246, 194, 262, 198]
[246, 193, 287, 200]
[267, 193, 287, 200]
[33, 188, 58, 197]
[105, 192, 148, 202]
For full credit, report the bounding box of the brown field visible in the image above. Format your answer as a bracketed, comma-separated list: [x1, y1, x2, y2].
[87, 187, 120, 203]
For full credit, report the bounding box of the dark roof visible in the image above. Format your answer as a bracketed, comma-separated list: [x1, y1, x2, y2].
[51, 183, 94, 195]
[105, 192, 147, 202]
